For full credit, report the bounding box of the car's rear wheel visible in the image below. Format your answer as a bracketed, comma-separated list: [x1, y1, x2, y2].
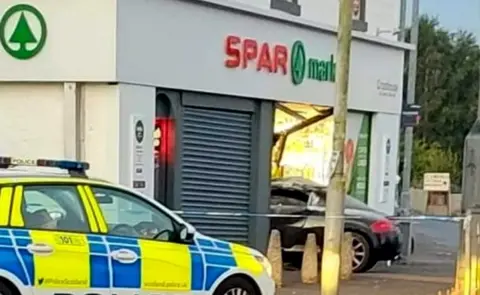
[213, 276, 258, 295]
[351, 232, 375, 273]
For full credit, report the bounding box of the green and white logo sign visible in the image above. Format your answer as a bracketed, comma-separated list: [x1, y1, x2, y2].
[0, 4, 47, 60]
[290, 41, 306, 86]
[290, 40, 336, 86]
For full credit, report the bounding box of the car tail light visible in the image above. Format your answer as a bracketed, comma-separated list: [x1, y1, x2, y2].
[370, 218, 394, 233]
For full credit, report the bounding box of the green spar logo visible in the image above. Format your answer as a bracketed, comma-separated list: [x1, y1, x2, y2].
[0, 4, 47, 60]
[290, 40, 306, 85]
[290, 40, 336, 85]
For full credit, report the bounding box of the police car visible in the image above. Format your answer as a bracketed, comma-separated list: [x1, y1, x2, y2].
[0, 157, 274, 295]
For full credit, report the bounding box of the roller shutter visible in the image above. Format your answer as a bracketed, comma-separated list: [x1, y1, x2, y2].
[181, 106, 252, 243]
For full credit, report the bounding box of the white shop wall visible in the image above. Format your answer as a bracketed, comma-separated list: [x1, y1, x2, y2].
[0, 82, 156, 201]
[0, 0, 117, 81]
[83, 84, 121, 183]
[368, 112, 400, 215]
[0, 83, 64, 158]
[229, 0, 400, 41]
[117, 84, 155, 199]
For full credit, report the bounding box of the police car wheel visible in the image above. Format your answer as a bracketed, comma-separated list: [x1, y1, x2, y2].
[0, 280, 17, 295]
[213, 276, 258, 295]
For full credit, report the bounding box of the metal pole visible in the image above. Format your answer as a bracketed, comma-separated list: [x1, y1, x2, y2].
[320, 0, 352, 294]
[400, 0, 420, 259]
[398, 0, 407, 43]
[395, 0, 407, 212]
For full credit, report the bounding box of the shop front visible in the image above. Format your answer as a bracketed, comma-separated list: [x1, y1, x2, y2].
[0, 0, 410, 249]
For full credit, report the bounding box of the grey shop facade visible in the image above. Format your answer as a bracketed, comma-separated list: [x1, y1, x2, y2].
[142, 0, 407, 250]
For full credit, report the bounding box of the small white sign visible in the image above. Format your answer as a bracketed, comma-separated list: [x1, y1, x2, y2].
[379, 136, 391, 203]
[130, 115, 147, 194]
[423, 173, 450, 192]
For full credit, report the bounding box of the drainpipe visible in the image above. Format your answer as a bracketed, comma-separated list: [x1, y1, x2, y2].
[63, 83, 85, 161]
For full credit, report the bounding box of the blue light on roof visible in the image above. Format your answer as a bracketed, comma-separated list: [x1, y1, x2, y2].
[0, 156, 90, 173]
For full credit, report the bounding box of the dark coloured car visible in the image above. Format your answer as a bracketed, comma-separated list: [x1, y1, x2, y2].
[269, 177, 403, 273]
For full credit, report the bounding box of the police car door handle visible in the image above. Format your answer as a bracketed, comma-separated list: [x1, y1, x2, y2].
[110, 249, 138, 264]
[27, 243, 54, 255]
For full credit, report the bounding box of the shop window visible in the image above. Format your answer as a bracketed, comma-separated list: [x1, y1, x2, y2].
[271, 103, 371, 204]
[352, 0, 368, 32]
[270, 0, 301, 16]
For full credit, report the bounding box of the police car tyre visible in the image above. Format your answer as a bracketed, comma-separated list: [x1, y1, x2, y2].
[213, 276, 259, 295]
[0, 279, 19, 295]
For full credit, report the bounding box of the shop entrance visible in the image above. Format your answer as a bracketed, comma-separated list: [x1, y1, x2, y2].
[272, 102, 371, 203]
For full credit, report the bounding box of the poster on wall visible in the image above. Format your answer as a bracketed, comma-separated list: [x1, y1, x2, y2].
[345, 115, 371, 203]
[130, 114, 147, 194]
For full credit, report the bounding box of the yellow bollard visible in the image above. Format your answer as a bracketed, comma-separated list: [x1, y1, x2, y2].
[266, 229, 283, 288]
[340, 232, 354, 280]
[301, 233, 318, 284]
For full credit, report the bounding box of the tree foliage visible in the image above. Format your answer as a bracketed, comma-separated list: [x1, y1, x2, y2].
[410, 15, 480, 188]
[412, 139, 461, 189]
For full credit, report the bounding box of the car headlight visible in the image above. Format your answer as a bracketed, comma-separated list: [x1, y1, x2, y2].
[255, 255, 272, 277]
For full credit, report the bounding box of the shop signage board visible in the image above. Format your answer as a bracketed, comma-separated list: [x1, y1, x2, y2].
[224, 35, 336, 86]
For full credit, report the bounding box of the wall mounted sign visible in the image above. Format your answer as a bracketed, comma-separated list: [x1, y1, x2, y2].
[377, 79, 399, 97]
[0, 4, 47, 60]
[224, 35, 336, 86]
[130, 115, 147, 194]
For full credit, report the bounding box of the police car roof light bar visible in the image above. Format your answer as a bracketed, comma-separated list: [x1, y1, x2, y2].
[0, 156, 90, 177]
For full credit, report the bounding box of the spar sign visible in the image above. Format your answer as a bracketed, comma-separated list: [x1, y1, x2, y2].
[224, 35, 336, 86]
[0, 4, 47, 60]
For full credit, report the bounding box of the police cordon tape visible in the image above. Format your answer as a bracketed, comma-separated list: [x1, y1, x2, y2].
[172, 210, 465, 222]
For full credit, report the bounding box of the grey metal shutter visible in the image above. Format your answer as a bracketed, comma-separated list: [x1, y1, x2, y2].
[181, 106, 252, 243]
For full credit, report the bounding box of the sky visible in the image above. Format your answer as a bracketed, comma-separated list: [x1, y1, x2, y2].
[419, 0, 480, 39]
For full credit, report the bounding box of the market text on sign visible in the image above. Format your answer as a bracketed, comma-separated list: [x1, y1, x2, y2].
[224, 35, 288, 75]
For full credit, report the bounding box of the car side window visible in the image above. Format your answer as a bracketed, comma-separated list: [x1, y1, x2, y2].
[270, 194, 307, 206]
[91, 186, 176, 242]
[19, 185, 90, 233]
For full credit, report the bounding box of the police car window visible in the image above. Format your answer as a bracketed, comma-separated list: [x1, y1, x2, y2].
[91, 187, 175, 241]
[22, 185, 89, 233]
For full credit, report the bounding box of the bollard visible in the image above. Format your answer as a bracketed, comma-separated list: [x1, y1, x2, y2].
[340, 232, 354, 280]
[301, 233, 318, 284]
[266, 229, 283, 288]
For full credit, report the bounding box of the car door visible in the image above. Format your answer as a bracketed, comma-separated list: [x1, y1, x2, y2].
[0, 186, 34, 295]
[8, 183, 110, 295]
[85, 185, 195, 294]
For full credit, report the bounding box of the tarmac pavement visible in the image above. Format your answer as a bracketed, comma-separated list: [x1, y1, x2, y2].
[276, 219, 459, 295]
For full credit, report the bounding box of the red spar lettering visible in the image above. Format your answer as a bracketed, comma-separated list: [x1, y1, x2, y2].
[224, 35, 288, 75]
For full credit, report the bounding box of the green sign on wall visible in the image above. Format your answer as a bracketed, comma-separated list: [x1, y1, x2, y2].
[348, 115, 371, 203]
[0, 4, 47, 60]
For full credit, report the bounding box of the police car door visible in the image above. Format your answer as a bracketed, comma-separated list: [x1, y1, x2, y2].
[88, 186, 194, 295]
[10, 184, 110, 295]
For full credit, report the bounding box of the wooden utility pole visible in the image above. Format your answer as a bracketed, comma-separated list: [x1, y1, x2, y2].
[320, 0, 353, 294]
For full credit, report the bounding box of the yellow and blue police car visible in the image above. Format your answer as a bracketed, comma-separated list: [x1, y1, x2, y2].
[0, 157, 274, 295]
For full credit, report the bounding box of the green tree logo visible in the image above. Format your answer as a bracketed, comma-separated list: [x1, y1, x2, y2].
[0, 4, 47, 60]
[290, 40, 306, 85]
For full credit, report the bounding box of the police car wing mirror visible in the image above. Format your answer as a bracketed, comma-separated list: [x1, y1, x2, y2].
[179, 224, 195, 242]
